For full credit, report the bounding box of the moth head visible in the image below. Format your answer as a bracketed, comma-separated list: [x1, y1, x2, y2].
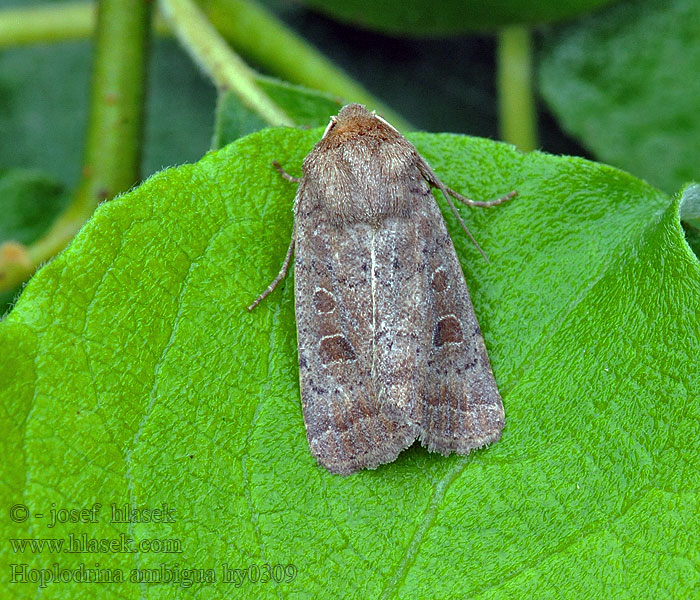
[321, 103, 400, 144]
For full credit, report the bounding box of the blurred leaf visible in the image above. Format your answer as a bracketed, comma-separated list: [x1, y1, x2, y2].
[0, 42, 89, 187]
[679, 183, 700, 223]
[1, 125, 698, 597]
[295, 0, 616, 35]
[684, 224, 700, 258]
[0, 38, 215, 187]
[258, 3, 584, 152]
[539, 0, 700, 193]
[680, 183, 700, 258]
[0, 169, 66, 316]
[0, 170, 64, 244]
[213, 77, 341, 147]
[144, 39, 218, 172]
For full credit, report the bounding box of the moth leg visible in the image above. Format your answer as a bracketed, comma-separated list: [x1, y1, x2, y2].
[438, 189, 490, 263]
[272, 160, 302, 183]
[445, 186, 517, 208]
[248, 230, 295, 311]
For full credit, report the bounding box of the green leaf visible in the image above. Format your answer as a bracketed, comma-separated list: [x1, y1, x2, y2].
[539, 0, 700, 194]
[295, 0, 617, 34]
[2, 127, 698, 597]
[0, 168, 67, 316]
[213, 77, 341, 147]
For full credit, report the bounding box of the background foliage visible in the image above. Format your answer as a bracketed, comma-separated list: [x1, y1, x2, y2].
[1, 0, 698, 597]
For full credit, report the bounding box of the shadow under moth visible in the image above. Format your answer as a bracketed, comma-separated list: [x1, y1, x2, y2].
[250, 104, 515, 475]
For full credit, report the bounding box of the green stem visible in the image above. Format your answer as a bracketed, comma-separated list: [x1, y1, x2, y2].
[160, 0, 293, 127]
[0, 0, 151, 292]
[497, 25, 537, 152]
[200, 0, 410, 130]
[0, 2, 94, 47]
[0, 1, 408, 130]
[75, 0, 151, 208]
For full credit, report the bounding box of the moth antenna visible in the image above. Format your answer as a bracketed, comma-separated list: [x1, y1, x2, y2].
[273, 160, 302, 183]
[322, 115, 338, 138]
[417, 157, 512, 262]
[440, 188, 490, 263]
[248, 232, 296, 311]
[447, 186, 517, 208]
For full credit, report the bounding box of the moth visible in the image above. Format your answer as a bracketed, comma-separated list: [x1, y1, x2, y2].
[249, 104, 515, 475]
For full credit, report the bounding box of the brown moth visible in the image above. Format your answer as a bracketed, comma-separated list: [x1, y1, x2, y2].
[249, 104, 515, 475]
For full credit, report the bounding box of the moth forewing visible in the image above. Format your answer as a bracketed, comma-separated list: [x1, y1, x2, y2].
[250, 103, 513, 475]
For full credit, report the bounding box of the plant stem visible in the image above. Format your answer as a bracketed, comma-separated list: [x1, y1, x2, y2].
[200, 0, 410, 130]
[0, 2, 94, 47]
[497, 25, 537, 152]
[159, 0, 293, 127]
[0, 0, 151, 292]
[0, 0, 408, 129]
